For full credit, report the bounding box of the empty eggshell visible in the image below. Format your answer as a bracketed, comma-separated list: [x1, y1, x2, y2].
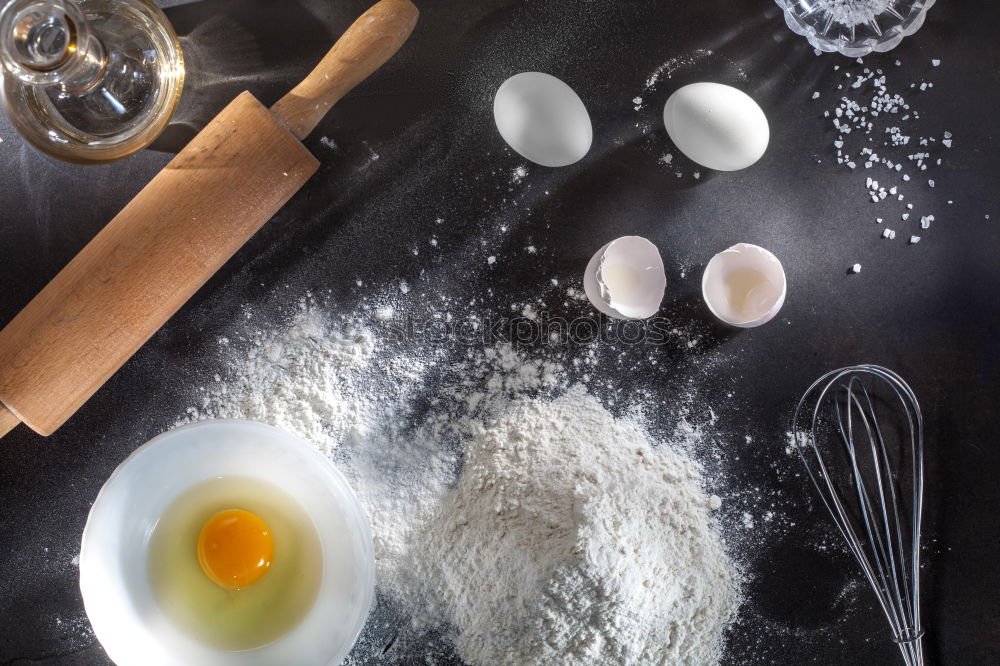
[663, 82, 769, 171]
[702, 243, 786, 328]
[494, 72, 593, 168]
[583, 236, 666, 320]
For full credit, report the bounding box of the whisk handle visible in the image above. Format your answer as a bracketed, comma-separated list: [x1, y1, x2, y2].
[895, 633, 924, 666]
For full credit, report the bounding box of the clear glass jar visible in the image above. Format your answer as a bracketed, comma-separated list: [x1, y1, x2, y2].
[774, 0, 937, 57]
[0, 0, 184, 163]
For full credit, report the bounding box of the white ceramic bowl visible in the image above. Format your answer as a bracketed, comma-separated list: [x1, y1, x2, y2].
[80, 420, 375, 666]
[702, 243, 787, 328]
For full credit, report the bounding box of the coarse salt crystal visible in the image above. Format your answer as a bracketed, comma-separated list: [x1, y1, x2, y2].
[851, 263, 862, 273]
[910, 235, 921, 244]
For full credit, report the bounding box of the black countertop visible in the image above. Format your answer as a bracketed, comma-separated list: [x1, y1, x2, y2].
[0, 1, 997, 664]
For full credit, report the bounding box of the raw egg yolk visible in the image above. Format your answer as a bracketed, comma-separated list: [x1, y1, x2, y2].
[197, 509, 274, 589]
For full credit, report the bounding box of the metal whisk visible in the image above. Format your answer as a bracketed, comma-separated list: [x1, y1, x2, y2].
[792, 365, 925, 666]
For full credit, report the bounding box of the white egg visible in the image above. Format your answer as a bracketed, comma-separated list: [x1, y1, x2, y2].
[583, 236, 666, 320]
[494, 72, 593, 168]
[702, 243, 786, 327]
[663, 82, 769, 171]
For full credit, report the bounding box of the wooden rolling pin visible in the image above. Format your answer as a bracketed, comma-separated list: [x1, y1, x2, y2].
[0, 0, 419, 438]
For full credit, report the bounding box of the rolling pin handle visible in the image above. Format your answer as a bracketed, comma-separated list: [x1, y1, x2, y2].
[270, 0, 419, 140]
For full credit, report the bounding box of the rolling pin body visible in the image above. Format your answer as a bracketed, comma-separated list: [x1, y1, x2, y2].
[0, 94, 316, 436]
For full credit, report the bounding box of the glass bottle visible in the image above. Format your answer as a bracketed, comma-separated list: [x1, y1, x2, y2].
[0, 0, 184, 163]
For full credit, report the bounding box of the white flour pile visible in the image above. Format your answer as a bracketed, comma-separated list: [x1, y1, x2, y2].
[181, 304, 740, 665]
[409, 387, 737, 666]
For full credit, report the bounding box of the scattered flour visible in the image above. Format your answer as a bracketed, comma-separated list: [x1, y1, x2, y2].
[643, 49, 713, 90]
[180, 308, 374, 453]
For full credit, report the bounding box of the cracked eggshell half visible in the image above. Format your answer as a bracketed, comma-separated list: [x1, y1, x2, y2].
[702, 243, 786, 328]
[493, 72, 593, 168]
[663, 82, 769, 171]
[583, 236, 666, 320]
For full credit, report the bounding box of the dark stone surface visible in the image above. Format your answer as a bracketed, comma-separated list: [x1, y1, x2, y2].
[0, 0, 997, 664]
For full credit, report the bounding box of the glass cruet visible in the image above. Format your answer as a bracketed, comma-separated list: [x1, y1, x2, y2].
[0, 0, 184, 163]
